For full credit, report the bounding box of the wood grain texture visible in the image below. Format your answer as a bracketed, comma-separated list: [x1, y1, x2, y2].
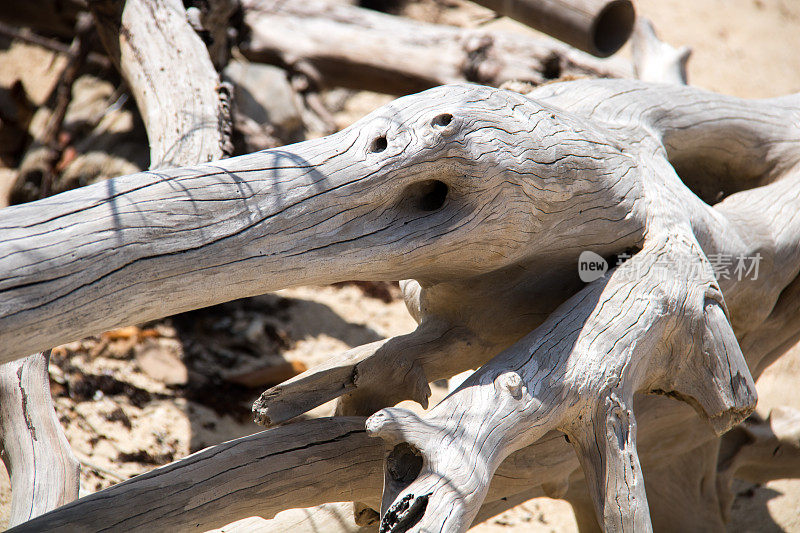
[2, 0, 232, 528]
[0, 352, 80, 527]
[2, 80, 799, 531]
[89, 0, 232, 167]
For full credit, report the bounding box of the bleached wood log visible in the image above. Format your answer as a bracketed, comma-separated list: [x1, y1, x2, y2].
[471, 0, 635, 57]
[239, 0, 630, 95]
[8, 417, 580, 532]
[0, 352, 80, 527]
[362, 81, 800, 531]
[3, 0, 232, 528]
[9, 417, 383, 532]
[89, 0, 232, 167]
[367, 237, 756, 531]
[2, 80, 800, 530]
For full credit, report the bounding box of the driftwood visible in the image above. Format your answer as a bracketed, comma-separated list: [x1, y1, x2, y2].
[89, 0, 232, 167]
[0, 0, 232, 526]
[0, 352, 79, 527]
[11, 417, 579, 532]
[238, 0, 630, 95]
[2, 73, 800, 531]
[471, 0, 635, 57]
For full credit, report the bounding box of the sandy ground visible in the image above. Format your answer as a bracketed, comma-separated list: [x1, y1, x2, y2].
[1, 0, 800, 531]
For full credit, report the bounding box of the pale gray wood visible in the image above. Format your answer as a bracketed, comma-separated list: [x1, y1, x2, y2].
[2, 0, 231, 528]
[9, 417, 384, 532]
[7, 418, 577, 532]
[239, 0, 631, 95]
[631, 18, 691, 84]
[90, 0, 232, 168]
[0, 352, 80, 526]
[2, 80, 800, 531]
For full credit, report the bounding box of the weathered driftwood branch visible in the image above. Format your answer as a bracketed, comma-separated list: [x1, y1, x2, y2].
[471, 0, 635, 57]
[89, 0, 232, 167]
[9, 417, 384, 532]
[238, 0, 630, 95]
[0, 352, 80, 527]
[367, 242, 756, 531]
[2, 80, 799, 530]
[631, 17, 690, 84]
[360, 81, 800, 531]
[2, 0, 232, 527]
[16, 401, 800, 531]
[10, 416, 583, 532]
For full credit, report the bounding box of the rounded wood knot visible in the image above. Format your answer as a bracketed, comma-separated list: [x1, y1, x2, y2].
[496, 371, 524, 400]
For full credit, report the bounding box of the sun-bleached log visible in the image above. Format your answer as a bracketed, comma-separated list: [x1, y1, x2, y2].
[239, 0, 630, 95]
[0, 352, 80, 527]
[89, 0, 232, 167]
[9, 416, 581, 532]
[361, 81, 800, 532]
[9, 418, 383, 533]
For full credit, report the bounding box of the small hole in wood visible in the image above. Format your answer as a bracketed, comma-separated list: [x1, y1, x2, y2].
[418, 180, 449, 212]
[371, 136, 388, 152]
[387, 443, 423, 483]
[431, 113, 452, 127]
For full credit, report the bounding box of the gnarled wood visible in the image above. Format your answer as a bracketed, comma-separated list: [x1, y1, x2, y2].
[8, 417, 580, 532]
[2, 80, 800, 530]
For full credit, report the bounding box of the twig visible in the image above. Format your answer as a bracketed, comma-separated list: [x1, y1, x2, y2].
[0, 19, 111, 70]
[38, 13, 94, 198]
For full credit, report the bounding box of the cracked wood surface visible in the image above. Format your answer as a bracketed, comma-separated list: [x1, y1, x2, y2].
[0, 352, 79, 527]
[1, 0, 232, 527]
[10, 417, 580, 532]
[1, 80, 799, 531]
